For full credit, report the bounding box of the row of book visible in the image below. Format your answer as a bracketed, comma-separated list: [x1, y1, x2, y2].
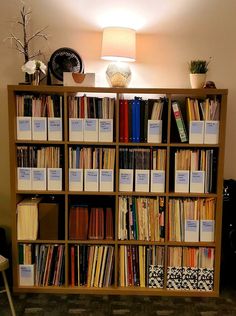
[17, 198, 59, 241]
[69, 245, 114, 287]
[118, 197, 164, 241]
[18, 244, 65, 287]
[168, 198, 215, 242]
[119, 245, 164, 288]
[174, 149, 216, 193]
[16, 95, 63, 118]
[69, 147, 115, 169]
[172, 99, 219, 144]
[68, 95, 114, 119]
[167, 247, 214, 291]
[69, 206, 114, 240]
[119, 98, 166, 143]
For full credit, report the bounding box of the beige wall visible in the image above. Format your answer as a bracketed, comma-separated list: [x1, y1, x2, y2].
[1, 0, 236, 241]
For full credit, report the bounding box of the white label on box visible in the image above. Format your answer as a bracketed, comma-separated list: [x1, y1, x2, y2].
[19, 168, 31, 180]
[137, 173, 148, 184]
[33, 119, 45, 132]
[205, 122, 218, 134]
[189, 121, 204, 144]
[86, 170, 98, 182]
[49, 119, 61, 131]
[176, 172, 188, 184]
[49, 169, 61, 180]
[153, 172, 165, 184]
[202, 220, 214, 232]
[147, 120, 162, 143]
[120, 173, 132, 184]
[101, 170, 113, 182]
[191, 121, 203, 134]
[100, 120, 111, 132]
[186, 220, 198, 232]
[69, 168, 83, 191]
[71, 119, 83, 132]
[85, 119, 96, 131]
[191, 171, 203, 183]
[17, 117, 32, 140]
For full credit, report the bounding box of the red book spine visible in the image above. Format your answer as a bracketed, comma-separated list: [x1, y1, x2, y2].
[119, 100, 124, 142]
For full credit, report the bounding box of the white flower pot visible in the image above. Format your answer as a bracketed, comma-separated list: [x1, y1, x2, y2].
[190, 73, 206, 89]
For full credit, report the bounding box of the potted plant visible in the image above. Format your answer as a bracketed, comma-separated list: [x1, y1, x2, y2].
[189, 59, 210, 88]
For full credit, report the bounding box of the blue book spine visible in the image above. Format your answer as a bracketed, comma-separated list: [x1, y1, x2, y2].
[76, 147, 80, 169]
[135, 100, 140, 143]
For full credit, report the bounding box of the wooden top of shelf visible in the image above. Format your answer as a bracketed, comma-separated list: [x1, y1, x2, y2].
[8, 85, 228, 95]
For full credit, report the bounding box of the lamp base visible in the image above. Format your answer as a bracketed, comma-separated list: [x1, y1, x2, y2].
[106, 62, 131, 87]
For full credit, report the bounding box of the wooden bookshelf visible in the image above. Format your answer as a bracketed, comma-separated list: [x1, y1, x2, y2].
[8, 85, 227, 296]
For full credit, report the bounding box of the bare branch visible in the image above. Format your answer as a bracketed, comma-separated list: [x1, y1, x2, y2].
[27, 26, 48, 44]
[8, 33, 25, 49]
[29, 50, 42, 59]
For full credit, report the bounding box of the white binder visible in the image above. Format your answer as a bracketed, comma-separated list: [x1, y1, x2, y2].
[175, 170, 189, 193]
[147, 120, 162, 143]
[84, 118, 98, 142]
[17, 167, 32, 190]
[31, 168, 46, 191]
[150, 170, 165, 193]
[32, 117, 47, 140]
[190, 171, 205, 193]
[189, 120, 204, 144]
[135, 169, 150, 192]
[200, 220, 215, 242]
[47, 168, 62, 191]
[19, 264, 35, 286]
[184, 220, 199, 242]
[48, 118, 62, 141]
[204, 120, 219, 144]
[69, 118, 84, 141]
[99, 119, 113, 142]
[119, 169, 133, 192]
[17, 117, 32, 140]
[84, 169, 99, 191]
[69, 168, 83, 191]
[100, 169, 114, 192]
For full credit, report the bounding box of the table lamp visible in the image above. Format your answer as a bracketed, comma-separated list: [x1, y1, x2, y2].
[101, 27, 136, 87]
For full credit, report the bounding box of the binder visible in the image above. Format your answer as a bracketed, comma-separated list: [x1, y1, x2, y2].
[17, 116, 32, 140]
[84, 118, 98, 142]
[69, 168, 83, 191]
[135, 169, 150, 192]
[204, 120, 219, 144]
[31, 168, 46, 191]
[147, 120, 162, 143]
[47, 168, 62, 191]
[189, 120, 204, 144]
[19, 264, 34, 286]
[200, 220, 215, 242]
[175, 170, 189, 193]
[150, 170, 165, 193]
[17, 167, 32, 190]
[119, 169, 133, 192]
[100, 169, 114, 192]
[48, 117, 62, 141]
[32, 117, 47, 140]
[184, 220, 199, 242]
[84, 169, 99, 191]
[69, 118, 84, 141]
[190, 171, 205, 193]
[99, 119, 113, 142]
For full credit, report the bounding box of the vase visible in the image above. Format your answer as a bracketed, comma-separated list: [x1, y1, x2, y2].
[31, 70, 41, 85]
[189, 73, 206, 89]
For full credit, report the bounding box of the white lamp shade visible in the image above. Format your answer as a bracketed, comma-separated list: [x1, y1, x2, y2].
[101, 27, 136, 62]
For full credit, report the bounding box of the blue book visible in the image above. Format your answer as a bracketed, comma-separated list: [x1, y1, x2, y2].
[75, 147, 80, 169]
[132, 100, 136, 142]
[135, 100, 140, 142]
